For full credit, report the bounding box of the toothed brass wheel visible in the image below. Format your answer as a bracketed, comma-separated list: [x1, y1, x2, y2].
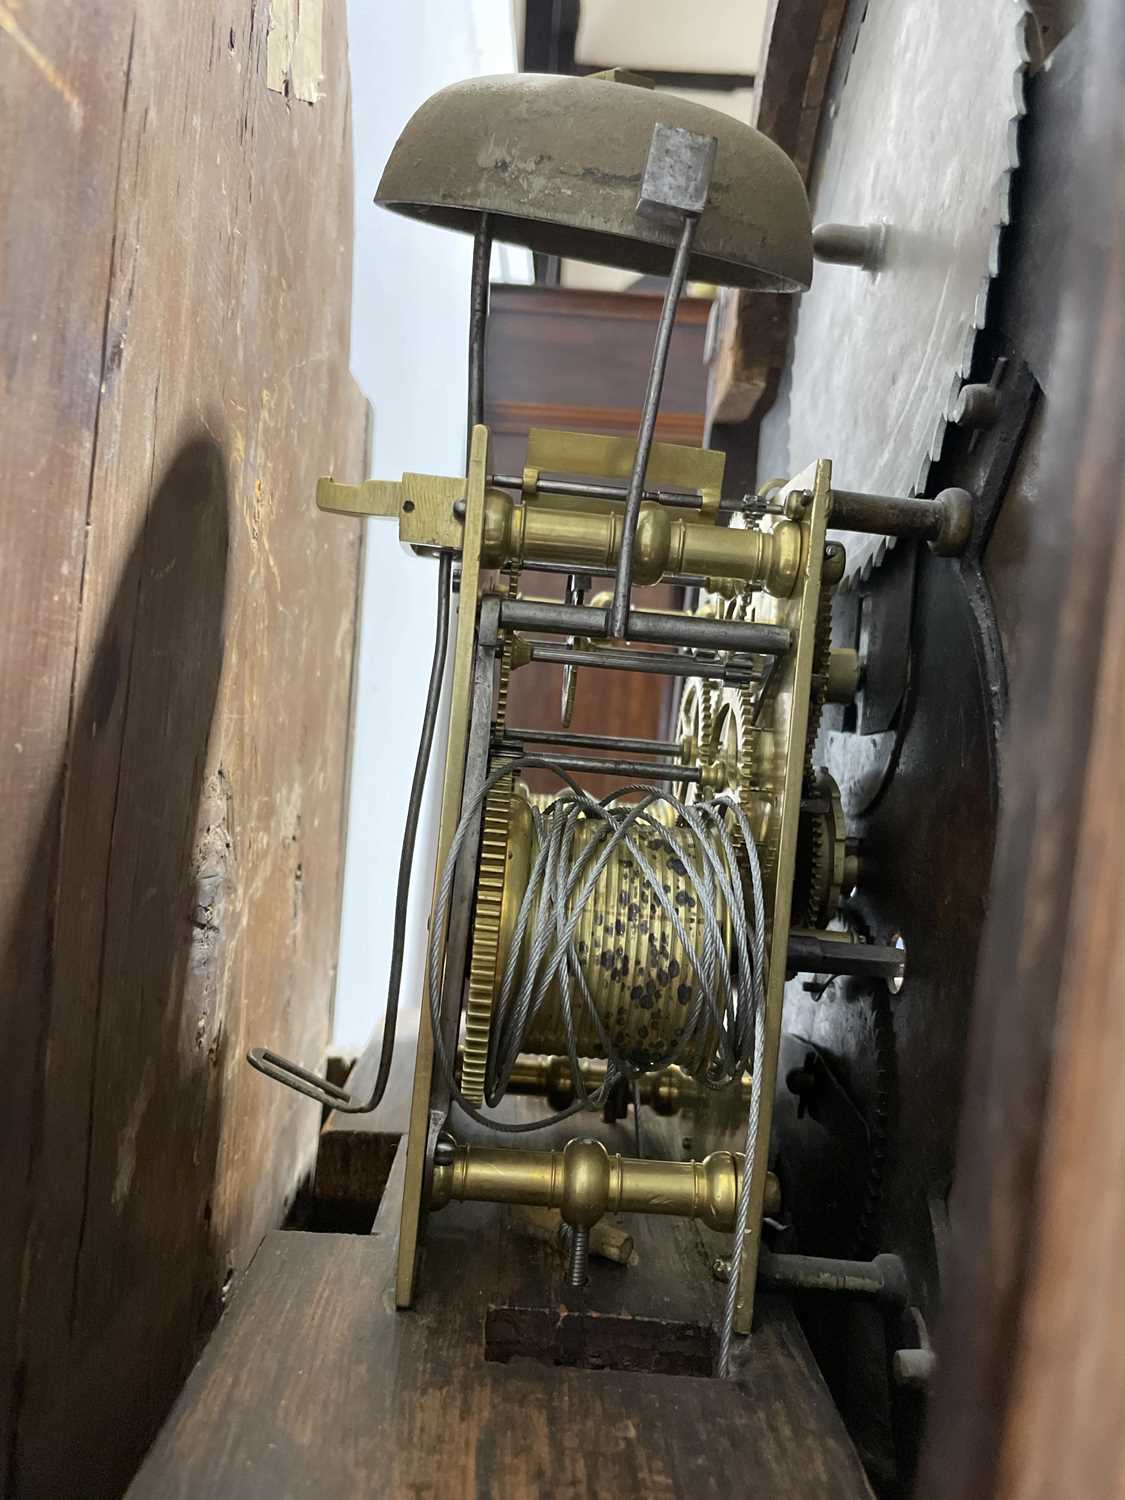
[794, 769, 849, 928]
[462, 777, 517, 1104]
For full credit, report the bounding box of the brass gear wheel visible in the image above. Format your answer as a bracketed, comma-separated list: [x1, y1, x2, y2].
[736, 683, 758, 814]
[698, 679, 716, 768]
[804, 579, 834, 785]
[796, 769, 849, 928]
[494, 566, 519, 738]
[676, 678, 717, 804]
[463, 570, 519, 1105]
[711, 696, 755, 813]
[806, 816, 831, 927]
[461, 780, 513, 1104]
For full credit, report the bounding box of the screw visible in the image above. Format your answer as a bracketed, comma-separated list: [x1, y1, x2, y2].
[822, 540, 847, 584]
[711, 1255, 733, 1283]
[452, 496, 467, 519]
[567, 1226, 590, 1288]
[681, 1135, 694, 1153]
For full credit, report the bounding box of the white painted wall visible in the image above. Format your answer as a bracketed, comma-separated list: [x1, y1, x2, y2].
[334, 2, 529, 1050]
[562, 0, 766, 292]
[576, 0, 766, 73]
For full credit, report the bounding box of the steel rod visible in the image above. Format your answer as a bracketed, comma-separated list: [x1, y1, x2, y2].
[785, 931, 906, 981]
[248, 552, 454, 1112]
[500, 597, 791, 656]
[490, 472, 704, 511]
[528, 642, 758, 685]
[502, 726, 683, 757]
[611, 213, 698, 638]
[537, 752, 699, 784]
[466, 213, 493, 467]
[830, 488, 944, 540]
[510, 558, 712, 589]
[830, 487, 972, 555]
[491, 473, 768, 520]
[757, 1251, 909, 1309]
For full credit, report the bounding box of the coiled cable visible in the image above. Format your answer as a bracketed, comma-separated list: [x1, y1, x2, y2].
[427, 757, 768, 1376]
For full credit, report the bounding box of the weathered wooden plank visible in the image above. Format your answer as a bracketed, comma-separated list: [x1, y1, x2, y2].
[754, 0, 849, 181]
[0, 7, 139, 1484]
[131, 1111, 871, 1495]
[0, 3, 364, 1495]
[128, 1206, 872, 1499]
[916, 3, 1125, 1496]
[705, 0, 847, 432]
[484, 282, 704, 795]
[306, 1032, 417, 1231]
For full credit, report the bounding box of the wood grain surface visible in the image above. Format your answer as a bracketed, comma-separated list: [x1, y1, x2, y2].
[0, 4, 364, 1495]
[483, 282, 708, 798]
[484, 284, 711, 472]
[129, 1132, 873, 1499]
[705, 0, 847, 431]
[306, 1032, 417, 1232]
[916, 1, 1125, 1495]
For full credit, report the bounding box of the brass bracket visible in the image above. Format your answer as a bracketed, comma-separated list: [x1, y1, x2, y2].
[316, 472, 465, 550]
[525, 426, 726, 514]
[431, 1137, 781, 1232]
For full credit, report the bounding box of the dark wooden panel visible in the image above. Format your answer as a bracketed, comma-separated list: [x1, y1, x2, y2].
[485, 283, 710, 438]
[485, 283, 706, 795]
[503, 570, 680, 799]
[490, 398, 705, 444]
[306, 1032, 417, 1232]
[916, 2, 1125, 1496]
[705, 0, 846, 432]
[754, 0, 849, 181]
[129, 1150, 872, 1499]
[0, 5, 364, 1495]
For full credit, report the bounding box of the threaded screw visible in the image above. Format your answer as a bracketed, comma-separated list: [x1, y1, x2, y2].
[567, 1226, 590, 1288]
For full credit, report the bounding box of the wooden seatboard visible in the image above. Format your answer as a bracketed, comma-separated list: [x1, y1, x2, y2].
[129, 1165, 871, 1498]
[131, 1106, 871, 1498]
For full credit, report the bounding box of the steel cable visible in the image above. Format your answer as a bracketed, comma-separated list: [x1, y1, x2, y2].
[427, 760, 766, 1144]
[426, 758, 768, 1375]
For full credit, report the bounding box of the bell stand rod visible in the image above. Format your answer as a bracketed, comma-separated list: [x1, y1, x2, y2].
[244, 217, 497, 1114]
[609, 212, 698, 640]
[467, 212, 493, 464]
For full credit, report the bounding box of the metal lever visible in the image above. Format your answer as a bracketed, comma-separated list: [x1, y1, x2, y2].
[610, 124, 717, 640]
[247, 1047, 362, 1111]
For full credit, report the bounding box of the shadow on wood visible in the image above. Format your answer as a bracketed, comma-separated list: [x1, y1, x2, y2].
[2, 438, 231, 1499]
